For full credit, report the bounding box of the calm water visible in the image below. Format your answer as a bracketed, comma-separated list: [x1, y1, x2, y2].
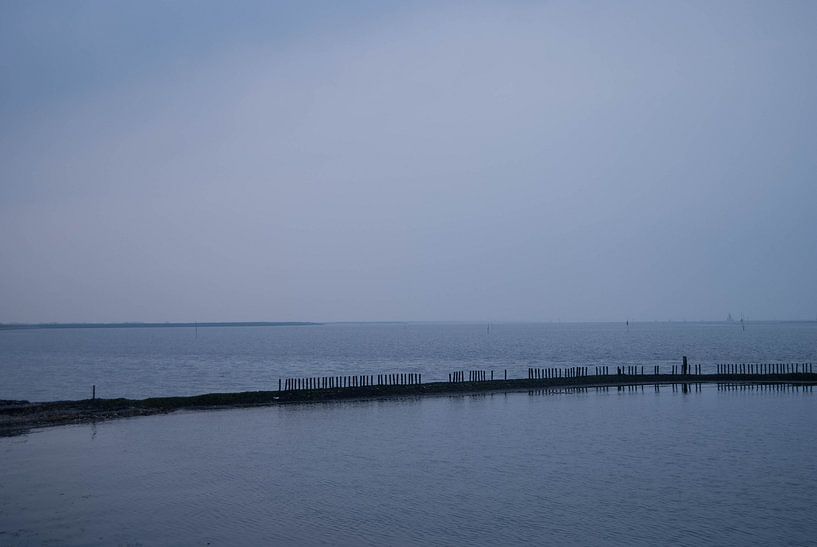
[1, 322, 816, 401]
[2, 385, 816, 545]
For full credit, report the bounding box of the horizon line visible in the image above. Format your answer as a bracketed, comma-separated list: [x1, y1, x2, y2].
[2, 318, 816, 331]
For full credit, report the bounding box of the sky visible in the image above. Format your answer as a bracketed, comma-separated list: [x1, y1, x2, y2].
[1, 0, 816, 323]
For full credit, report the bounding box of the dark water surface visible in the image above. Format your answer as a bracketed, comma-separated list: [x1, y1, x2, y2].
[1, 321, 816, 401]
[2, 385, 816, 545]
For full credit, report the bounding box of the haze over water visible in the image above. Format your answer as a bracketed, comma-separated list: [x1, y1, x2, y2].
[2, 2, 817, 544]
[2, 1, 817, 324]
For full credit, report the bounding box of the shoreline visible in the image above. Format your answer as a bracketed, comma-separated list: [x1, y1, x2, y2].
[2, 373, 816, 437]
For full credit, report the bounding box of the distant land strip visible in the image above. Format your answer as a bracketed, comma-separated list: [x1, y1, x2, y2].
[0, 321, 320, 331]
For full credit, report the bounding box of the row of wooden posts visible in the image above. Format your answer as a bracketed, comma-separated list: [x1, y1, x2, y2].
[716, 363, 813, 374]
[449, 370, 508, 382]
[280, 373, 421, 391]
[277, 360, 815, 392]
[528, 367, 592, 379]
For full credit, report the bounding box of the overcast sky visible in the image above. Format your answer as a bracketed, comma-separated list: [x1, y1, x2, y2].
[1, 1, 816, 323]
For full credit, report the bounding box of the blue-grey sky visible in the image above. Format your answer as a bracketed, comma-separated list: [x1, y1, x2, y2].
[1, 1, 816, 323]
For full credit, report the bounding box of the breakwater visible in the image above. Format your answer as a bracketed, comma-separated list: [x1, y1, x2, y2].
[1, 359, 815, 436]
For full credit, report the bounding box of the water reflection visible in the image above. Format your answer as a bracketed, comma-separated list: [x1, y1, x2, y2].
[1, 385, 815, 546]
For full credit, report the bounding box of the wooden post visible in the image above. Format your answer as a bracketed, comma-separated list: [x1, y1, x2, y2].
[92, 385, 95, 400]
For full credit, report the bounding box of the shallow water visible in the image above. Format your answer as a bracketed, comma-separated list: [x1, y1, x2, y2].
[2, 385, 816, 545]
[1, 321, 816, 401]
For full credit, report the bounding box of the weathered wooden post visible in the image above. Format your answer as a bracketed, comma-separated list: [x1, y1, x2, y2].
[92, 385, 96, 400]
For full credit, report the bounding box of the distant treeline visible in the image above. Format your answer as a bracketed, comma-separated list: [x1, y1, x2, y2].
[0, 322, 320, 331]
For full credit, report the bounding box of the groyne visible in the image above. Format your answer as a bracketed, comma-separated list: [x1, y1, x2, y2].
[1, 359, 815, 436]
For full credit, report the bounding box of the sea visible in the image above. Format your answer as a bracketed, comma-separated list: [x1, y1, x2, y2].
[1, 321, 815, 402]
[1, 321, 816, 545]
